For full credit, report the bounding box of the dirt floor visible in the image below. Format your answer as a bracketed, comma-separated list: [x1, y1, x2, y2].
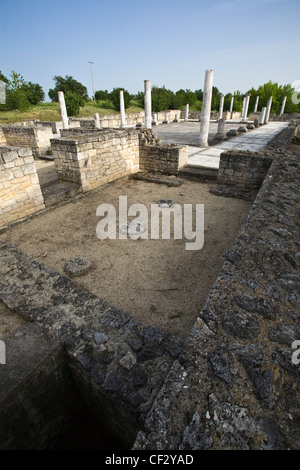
[1, 176, 251, 340]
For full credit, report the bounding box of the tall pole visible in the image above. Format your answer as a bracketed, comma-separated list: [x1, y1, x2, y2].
[89, 61, 95, 102]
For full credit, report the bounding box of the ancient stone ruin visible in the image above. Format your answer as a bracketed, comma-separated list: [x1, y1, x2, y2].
[0, 78, 299, 450]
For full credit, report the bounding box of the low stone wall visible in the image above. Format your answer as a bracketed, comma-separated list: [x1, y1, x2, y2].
[1, 126, 53, 158]
[217, 151, 273, 189]
[180, 110, 241, 121]
[51, 129, 140, 192]
[139, 130, 188, 175]
[0, 240, 183, 446]
[69, 110, 182, 129]
[134, 149, 300, 450]
[0, 146, 45, 230]
[215, 124, 297, 194]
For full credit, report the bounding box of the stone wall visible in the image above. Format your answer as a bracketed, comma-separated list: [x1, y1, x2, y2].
[215, 124, 297, 193]
[139, 130, 188, 175]
[0, 146, 45, 230]
[180, 110, 241, 121]
[69, 110, 182, 129]
[51, 129, 140, 192]
[0, 240, 184, 447]
[134, 149, 300, 450]
[1, 126, 53, 158]
[217, 151, 273, 189]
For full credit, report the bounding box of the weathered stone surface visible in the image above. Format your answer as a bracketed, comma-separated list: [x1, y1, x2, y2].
[134, 143, 300, 450]
[63, 256, 92, 277]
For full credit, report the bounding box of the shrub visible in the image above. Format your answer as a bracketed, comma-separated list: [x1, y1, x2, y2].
[64, 91, 85, 116]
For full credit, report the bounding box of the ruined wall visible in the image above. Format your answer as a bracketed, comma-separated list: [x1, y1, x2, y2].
[51, 129, 140, 192]
[1, 126, 53, 158]
[0, 146, 45, 229]
[217, 151, 273, 189]
[180, 110, 241, 120]
[134, 149, 300, 450]
[216, 124, 297, 192]
[0, 240, 183, 447]
[139, 130, 188, 175]
[69, 110, 182, 129]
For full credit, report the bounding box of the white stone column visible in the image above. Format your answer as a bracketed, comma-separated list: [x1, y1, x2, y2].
[94, 113, 101, 129]
[259, 107, 267, 125]
[229, 96, 234, 114]
[152, 113, 158, 125]
[218, 94, 224, 120]
[120, 90, 126, 128]
[254, 96, 259, 113]
[280, 96, 287, 116]
[144, 80, 152, 129]
[185, 104, 189, 121]
[199, 69, 214, 147]
[265, 96, 273, 123]
[58, 91, 69, 129]
[244, 94, 251, 121]
[241, 97, 246, 120]
[163, 112, 169, 124]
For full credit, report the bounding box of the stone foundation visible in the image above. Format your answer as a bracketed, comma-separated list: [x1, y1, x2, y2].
[51, 129, 140, 192]
[1, 126, 53, 158]
[0, 146, 45, 230]
[139, 130, 188, 175]
[134, 148, 300, 450]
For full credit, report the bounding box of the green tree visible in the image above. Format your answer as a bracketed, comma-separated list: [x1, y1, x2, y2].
[6, 70, 30, 111]
[109, 87, 131, 111]
[22, 82, 45, 105]
[246, 81, 299, 114]
[64, 91, 85, 116]
[48, 75, 88, 102]
[95, 89, 109, 101]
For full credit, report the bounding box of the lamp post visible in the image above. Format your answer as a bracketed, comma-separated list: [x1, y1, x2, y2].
[89, 61, 95, 102]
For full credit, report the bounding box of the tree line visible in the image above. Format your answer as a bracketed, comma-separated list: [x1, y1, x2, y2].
[1, 70, 299, 116]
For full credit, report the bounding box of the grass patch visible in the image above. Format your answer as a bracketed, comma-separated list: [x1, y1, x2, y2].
[0, 100, 144, 124]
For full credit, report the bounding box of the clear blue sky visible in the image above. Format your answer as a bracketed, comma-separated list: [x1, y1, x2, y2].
[1, 0, 299, 99]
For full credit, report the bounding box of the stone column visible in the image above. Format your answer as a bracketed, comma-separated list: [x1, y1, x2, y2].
[218, 94, 224, 120]
[265, 96, 273, 123]
[244, 94, 251, 121]
[144, 80, 152, 129]
[185, 104, 189, 121]
[199, 69, 214, 147]
[58, 91, 69, 129]
[229, 96, 234, 114]
[163, 112, 169, 124]
[215, 117, 226, 140]
[152, 113, 158, 126]
[280, 96, 287, 116]
[120, 90, 126, 128]
[259, 107, 267, 125]
[94, 113, 101, 129]
[254, 96, 259, 113]
[241, 97, 246, 120]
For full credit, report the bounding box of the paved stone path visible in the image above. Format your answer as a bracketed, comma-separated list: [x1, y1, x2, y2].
[154, 121, 290, 169]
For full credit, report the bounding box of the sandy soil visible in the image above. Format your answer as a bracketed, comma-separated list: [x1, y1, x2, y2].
[1, 178, 251, 340]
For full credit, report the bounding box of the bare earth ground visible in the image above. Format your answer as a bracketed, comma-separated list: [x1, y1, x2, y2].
[1, 176, 251, 340]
